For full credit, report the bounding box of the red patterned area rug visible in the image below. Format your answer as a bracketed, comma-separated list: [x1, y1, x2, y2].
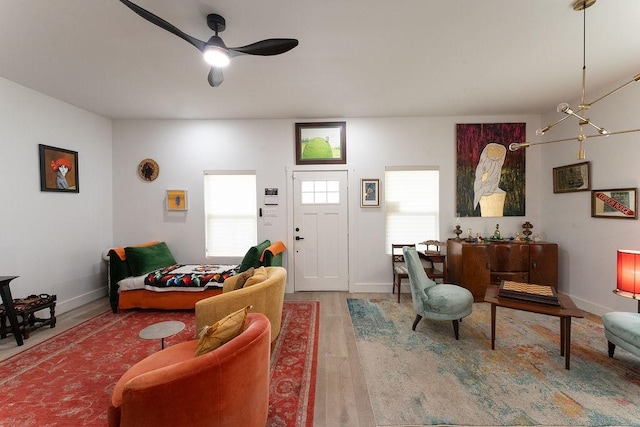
[0, 300, 319, 427]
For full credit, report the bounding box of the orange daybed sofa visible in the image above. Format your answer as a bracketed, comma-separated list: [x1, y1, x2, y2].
[107, 240, 284, 313]
[108, 312, 271, 427]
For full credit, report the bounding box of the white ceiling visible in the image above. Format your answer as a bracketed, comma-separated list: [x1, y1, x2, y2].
[1, 0, 639, 120]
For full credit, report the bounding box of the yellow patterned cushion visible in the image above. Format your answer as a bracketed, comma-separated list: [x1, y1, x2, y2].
[194, 305, 251, 356]
[244, 266, 268, 287]
[233, 267, 255, 290]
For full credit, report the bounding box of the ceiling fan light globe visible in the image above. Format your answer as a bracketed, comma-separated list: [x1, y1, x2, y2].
[203, 46, 230, 67]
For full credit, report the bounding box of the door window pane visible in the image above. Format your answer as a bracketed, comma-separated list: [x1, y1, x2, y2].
[300, 180, 340, 205]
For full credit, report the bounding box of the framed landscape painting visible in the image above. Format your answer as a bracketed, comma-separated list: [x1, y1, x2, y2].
[295, 122, 346, 165]
[39, 144, 79, 193]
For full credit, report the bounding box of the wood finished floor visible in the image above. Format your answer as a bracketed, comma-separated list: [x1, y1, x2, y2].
[0, 291, 402, 426]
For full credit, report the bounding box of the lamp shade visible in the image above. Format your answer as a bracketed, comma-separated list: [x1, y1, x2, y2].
[616, 249, 640, 296]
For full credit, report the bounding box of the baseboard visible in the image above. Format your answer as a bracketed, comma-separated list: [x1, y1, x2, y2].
[568, 294, 610, 317]
[349, 282, 401, 294]
[56, 288, 108, 315]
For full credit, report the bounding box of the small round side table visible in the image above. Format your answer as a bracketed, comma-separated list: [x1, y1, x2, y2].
[139, 320, 185, 349]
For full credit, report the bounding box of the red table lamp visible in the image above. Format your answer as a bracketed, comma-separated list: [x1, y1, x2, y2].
[615, 249, 640, 313]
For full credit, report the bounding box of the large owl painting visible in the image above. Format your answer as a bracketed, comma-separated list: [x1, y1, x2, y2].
[456, 123, 526, 217]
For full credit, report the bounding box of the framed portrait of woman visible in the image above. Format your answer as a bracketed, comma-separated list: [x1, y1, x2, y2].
[39, 144, 79, 193]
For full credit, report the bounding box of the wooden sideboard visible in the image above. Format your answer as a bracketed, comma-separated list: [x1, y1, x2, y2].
[446, 239, 558, 302]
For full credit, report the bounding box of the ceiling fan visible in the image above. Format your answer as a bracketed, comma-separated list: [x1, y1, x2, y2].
[119, 0, 299, 87]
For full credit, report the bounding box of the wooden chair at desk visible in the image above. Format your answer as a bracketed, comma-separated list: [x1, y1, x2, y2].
[392, 243, 444, 303]
[419, 240, 447, 283]
[391, 244, 415, 303]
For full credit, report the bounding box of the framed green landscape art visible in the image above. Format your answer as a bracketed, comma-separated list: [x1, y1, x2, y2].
[295, 122, 346, 165]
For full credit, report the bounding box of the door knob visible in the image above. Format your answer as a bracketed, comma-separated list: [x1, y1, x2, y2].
[295, 236, 304, 240]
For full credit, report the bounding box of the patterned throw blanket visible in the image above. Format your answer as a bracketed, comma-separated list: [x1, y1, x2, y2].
[144, 264, 237, 288]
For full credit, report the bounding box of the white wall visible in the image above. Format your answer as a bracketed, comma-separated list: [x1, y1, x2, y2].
[113, 114, 542, 294]
[5, 71, 635, 317]
[112, 119, 292, 265]
[7, 71, 635, 318]
[539, 81, 640, 315]
[0, 77, 113, 314]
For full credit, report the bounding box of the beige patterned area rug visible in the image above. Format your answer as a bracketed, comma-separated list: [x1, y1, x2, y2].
[347, 298, 640, 426]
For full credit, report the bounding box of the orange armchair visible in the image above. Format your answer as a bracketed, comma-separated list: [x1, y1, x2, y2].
[108, 313, 271, 427]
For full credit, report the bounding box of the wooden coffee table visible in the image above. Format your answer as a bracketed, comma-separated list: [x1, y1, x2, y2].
[484, 284, 584, 370]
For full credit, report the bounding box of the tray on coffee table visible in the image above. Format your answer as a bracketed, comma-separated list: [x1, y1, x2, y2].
[498, 281, 560, 306]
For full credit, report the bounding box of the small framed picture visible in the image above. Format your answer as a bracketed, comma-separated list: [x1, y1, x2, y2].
[361, 179, 380, 207]
[295, 121, 346, 165]
[553, 161, 590, 193]
[591, 188, 637, 219]
[166, 190, 188, 211]
[39, 144, 79, 193]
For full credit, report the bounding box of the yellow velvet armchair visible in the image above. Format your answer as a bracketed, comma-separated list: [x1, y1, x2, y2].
[195, 266, 286, 343]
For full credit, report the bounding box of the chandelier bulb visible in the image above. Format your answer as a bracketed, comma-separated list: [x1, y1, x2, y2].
[536, 126, 550, 136]
[557, 103, 572, 114]
[508, 142, 530, 151]
[599, 128, 609, 136]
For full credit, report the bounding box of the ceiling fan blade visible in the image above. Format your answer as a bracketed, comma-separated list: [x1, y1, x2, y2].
[119, 0, 206, 52]
[229, 39, 299, 57]
[208, 67, 224, 87]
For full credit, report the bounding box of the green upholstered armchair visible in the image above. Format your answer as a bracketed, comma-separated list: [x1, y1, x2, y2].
[403, 246, 473, 340]
[602, 312, 640, 359]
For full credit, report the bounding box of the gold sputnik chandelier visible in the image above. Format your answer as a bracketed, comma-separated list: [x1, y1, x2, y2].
[509, 0, 640, 158]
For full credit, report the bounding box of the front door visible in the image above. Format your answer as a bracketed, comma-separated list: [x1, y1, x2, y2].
[292, 170, 349, 291]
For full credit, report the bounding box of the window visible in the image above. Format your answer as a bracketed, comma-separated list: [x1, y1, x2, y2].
[385, 167, 440, 254]
[204, 171, 257, 257]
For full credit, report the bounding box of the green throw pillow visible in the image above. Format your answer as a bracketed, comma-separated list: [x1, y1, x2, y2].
[238, 240, 271, 273]
[125, 242, 177, 276]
